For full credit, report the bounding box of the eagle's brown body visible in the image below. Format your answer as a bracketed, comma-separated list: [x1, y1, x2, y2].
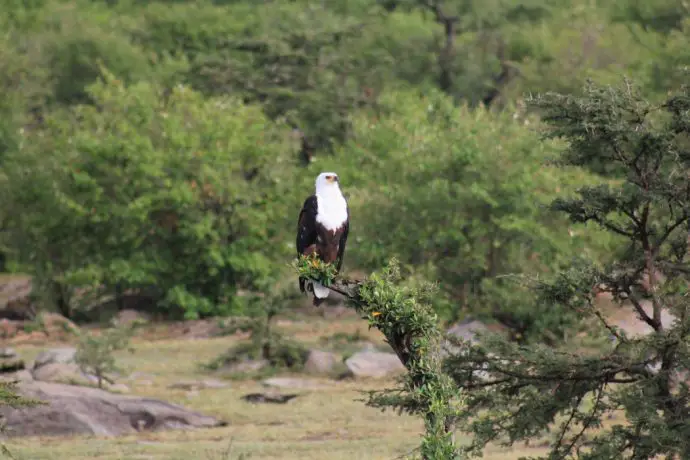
[296, 173, 349, 306]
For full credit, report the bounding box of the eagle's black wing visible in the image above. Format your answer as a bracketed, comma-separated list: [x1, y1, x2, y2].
[296, 195, 318, 256]
[296, 195, 318, 294]
[336, 209, 349, 273]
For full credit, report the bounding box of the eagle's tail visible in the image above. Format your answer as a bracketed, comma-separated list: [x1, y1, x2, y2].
[301, 279, 330, 307]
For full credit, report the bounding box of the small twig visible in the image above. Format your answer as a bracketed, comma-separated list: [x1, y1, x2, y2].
[561, 382, 606, 456]
[591, 305, 627, 343]
[553, 392, 587, 458]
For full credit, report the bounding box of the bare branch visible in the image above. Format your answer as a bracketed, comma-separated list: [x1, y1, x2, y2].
[626, 289, 660, 331]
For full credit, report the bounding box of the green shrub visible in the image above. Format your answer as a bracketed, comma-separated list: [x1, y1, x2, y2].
[320, 88, 615, 340]
[74, 322, 138, 389]
[1, 72, 298, 319]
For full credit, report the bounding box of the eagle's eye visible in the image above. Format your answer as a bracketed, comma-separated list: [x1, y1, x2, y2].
[326, 175, 335, 182]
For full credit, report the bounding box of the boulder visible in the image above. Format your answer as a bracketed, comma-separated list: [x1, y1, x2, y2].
[344, 351, 405, 379]
[446, 319, 489, 345]
[440, 319, 490, 359]
[1, 345, 24, 374]
[0, 381, 226, 438]
[32, 362, 88, 385]
[33, 347, 77, 369]
[32, 348, 84, 385]
[31, 347, 125, 391]
[0, 277, 34, 320]
[0, 348, 18, 359]
[0, 369, 33, 383]
[38, 313, 79, 337]
[303, 350, 340, 374]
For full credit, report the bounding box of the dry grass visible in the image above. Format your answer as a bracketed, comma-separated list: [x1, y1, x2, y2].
[3, 316, 549, 460]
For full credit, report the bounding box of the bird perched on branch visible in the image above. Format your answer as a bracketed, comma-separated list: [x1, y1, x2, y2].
[296, 172, 349, 306]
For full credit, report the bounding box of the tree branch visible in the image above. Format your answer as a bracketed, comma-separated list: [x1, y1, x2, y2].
[419, 0, 459, 93]
[560, 382, 606, 458]
[553, 392, 586, 457]
[626, 291, 660, 331]
[655, 214, 690, 254]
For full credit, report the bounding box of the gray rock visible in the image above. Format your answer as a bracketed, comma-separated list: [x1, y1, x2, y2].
[11, 370, 34, 382]
[0, 369, 33, 384]
[304, 350, 340, 374]
[344, 351, 405, 379]
[33, 347, 77, 369]
[441, 319, 490, 359]
[0, 381, 226, 438]
[32, 362, 89, 386]
[446, 320, 488, 345]
[0, 348, 17, 359]
[31, 347, 125, 391]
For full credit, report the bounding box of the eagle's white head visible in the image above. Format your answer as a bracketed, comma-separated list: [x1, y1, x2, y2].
[314, 171, 347, 231]
[315, 172, 340, 194]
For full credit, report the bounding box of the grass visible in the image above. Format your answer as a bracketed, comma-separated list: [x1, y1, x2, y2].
[2, 315, 550, 460]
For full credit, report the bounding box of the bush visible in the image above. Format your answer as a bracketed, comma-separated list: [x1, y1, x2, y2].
[323, 88, 614, 340]
[74, 322, 138, 389]
[1, 72, 298, 319]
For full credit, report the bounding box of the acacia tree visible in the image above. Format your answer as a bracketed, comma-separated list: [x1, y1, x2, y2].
[298, 80, 689, 459]
[443, 81, 690, 458]
[295, 255, 460, 458]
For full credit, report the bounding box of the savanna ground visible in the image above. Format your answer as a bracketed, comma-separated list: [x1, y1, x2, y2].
[1, 299, 560, 460]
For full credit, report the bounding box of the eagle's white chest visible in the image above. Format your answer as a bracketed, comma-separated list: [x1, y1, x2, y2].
[315, 191, 348, 232]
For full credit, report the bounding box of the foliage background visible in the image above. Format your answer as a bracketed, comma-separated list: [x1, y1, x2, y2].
[0, 0, 687, 335]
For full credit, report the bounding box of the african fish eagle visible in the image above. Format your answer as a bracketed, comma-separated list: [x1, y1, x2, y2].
[296, 172, 349, 306]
